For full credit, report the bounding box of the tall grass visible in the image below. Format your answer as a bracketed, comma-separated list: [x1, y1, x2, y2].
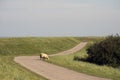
[47, 42, 120, 80]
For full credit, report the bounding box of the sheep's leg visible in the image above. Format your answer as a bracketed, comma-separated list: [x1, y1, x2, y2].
[40, 55, 42, 60]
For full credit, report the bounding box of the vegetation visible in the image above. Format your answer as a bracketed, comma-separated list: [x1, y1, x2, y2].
[0, 37, 80, 56]
[0, 37, 120, 80]
[86, 35, 120, 67]
[47, 42, 120, 80]
[0, 37, 80, 80]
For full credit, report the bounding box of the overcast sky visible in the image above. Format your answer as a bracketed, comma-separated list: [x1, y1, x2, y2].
[0, 0, 120, 37]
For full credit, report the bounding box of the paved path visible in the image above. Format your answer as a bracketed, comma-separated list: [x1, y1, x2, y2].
[14, 42, 111, 80]
[51, 42, 87, 56]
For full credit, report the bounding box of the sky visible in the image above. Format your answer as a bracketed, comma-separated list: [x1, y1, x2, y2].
[0, 0, 120, 37]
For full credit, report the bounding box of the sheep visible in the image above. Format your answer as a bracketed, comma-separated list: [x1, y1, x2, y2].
[40, 53, 49, 60]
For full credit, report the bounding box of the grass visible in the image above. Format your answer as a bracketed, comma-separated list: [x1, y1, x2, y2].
[0, 37, 80, 80]
[0, 37, 80, 55]
[47, 42, 120, 80]
[1, 37, 119, 80]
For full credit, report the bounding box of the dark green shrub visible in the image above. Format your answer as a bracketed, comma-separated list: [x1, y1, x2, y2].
[86, 34, 120, 67]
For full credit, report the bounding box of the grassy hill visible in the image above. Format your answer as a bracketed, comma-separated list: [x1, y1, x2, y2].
[1, 37, 119, 80]
[0, 37, 80, 80]
[0, 37, 80, 56]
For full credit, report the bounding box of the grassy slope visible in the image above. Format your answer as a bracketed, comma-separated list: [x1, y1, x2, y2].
[47, 42, 120, 80]
[0, 37, 80, 80]
[0, 37, 80, 55]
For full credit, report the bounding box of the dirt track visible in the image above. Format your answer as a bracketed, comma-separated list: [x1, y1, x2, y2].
[14, 42, 111, 80]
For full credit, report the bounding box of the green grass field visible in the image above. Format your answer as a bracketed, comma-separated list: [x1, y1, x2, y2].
[0, 37, 80, 80]
[0, 37, 80, 55]
[0, 37, 119, 80]
[47, 42, 120, 80]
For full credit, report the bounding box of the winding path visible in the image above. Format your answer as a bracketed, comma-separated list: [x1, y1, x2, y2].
[14, 42, 111, 80]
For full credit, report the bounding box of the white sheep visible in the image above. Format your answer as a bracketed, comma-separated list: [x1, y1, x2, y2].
[40, 53, 49, 60]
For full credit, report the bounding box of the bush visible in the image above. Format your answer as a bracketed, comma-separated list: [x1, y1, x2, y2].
[86, 34, 120, 67]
